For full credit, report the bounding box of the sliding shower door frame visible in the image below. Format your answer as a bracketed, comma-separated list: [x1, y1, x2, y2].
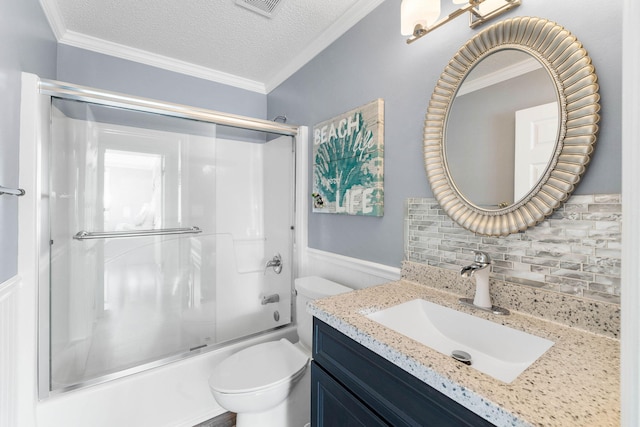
[32, 77, 305, 399]
[39, 79, 299, 137]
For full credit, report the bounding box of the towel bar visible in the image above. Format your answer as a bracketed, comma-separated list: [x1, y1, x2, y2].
[0, 185, 25, 196]
[73, 226, 202, 240]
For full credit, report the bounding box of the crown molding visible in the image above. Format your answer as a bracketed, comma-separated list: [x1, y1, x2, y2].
[265, 0, 386, 92]
[456, 57, 542, 97]
[39, 0, 266, 93]
[39, 0, 383, 95]
[59, 31, 267, 94]
[39, 0, 66, 39]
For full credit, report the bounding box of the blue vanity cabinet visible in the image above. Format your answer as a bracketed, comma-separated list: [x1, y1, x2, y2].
[311, 318, 495, 427]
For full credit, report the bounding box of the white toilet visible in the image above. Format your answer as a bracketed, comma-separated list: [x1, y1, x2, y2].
[208, 276, 352, 427]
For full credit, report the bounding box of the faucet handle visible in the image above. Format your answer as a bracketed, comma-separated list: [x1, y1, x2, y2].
[264, 253, 283, 274]
[473, 250, 491, 265]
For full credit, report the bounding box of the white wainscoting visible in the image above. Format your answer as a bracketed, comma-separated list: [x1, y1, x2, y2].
[302, 248, 400, 289]
[0, 275, 20, 427]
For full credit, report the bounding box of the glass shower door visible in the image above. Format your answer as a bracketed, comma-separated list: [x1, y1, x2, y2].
[47, 98, 294, 392]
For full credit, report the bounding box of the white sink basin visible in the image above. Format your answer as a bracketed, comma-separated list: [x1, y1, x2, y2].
[366, 299, 554, 383]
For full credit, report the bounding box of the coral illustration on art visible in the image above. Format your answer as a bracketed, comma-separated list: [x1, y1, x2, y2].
[312, 99, 384, 216]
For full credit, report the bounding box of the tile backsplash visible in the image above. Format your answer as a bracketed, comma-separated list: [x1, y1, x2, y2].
[404, 194, 621, 304]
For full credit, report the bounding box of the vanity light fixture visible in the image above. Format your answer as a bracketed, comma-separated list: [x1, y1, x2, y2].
[400, 0, 441, 37]
[402, 0, 522, 44]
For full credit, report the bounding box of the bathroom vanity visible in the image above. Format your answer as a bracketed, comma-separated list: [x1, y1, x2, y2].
[308, 279, 620, 426]
[311, 317, 493, 426]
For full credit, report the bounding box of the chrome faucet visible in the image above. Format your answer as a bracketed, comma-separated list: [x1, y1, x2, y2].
[460, 251, 491, 278]
[459, 251, 509, 315]
[264, 253, 283, 274]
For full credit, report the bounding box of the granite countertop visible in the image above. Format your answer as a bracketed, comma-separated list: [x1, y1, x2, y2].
[308, 280, 620, 427]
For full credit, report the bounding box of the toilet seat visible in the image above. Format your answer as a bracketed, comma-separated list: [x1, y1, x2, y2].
[208, 339, 309, 394]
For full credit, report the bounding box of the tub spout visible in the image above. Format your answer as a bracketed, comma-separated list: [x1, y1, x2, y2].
[261, 294, 280, 305]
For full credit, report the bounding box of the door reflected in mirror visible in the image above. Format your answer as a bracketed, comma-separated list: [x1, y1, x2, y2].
[444, 50, 558, 210]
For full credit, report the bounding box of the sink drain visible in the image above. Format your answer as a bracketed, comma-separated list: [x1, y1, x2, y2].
[451, 350, 472, 365]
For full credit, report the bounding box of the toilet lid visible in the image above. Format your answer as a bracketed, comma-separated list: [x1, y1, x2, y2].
[208, 339, 309, 394]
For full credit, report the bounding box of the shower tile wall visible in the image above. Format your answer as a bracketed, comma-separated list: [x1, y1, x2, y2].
[405, 194, 621, 304]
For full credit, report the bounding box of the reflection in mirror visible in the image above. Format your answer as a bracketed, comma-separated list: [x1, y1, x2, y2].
[445, 50, 558, 210]
[424, 17, 600, 236]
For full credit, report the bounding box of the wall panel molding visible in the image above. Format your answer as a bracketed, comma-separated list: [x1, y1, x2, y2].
[302, 248, 400, 289]
[0, 275, 20, 427]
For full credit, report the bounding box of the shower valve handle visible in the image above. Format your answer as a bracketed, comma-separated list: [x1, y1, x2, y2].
[264, 253, 283, 274]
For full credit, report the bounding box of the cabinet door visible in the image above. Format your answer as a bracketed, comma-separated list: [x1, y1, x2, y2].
[313, 318, 496, 426]
[311, 361, 388, 427]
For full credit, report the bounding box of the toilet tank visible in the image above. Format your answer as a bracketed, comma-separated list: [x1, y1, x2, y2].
[295, 276, 352, 350]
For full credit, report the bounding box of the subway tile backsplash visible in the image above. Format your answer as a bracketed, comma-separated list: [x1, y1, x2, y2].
[404, 194, 621, 304]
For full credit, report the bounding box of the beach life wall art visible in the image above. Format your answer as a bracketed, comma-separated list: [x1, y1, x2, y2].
[312, 99, 384, 216]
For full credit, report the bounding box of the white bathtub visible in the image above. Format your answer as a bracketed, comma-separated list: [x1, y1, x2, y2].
[36, 325, 298, 427]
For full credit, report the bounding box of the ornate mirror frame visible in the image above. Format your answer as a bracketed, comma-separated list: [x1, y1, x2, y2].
[424, 17, 600, 236]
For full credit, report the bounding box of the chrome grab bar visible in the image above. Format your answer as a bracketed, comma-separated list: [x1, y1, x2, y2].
[73, 226, 202, 240]
[0, 185, 25, 197]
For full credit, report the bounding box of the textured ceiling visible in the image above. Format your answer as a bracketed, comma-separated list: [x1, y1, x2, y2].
[40, 0, 384, 93]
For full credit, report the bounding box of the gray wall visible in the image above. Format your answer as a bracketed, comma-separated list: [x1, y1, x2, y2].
[57, 45, 267, 120]
[56, 46, 270, 142]
[0, 0, 57, 282]
[267, 0, 622, 268]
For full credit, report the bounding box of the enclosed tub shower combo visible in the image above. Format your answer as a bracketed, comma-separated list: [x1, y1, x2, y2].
[26, 79, 304, 406]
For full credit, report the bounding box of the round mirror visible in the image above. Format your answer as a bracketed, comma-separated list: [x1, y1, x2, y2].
[424, 17, 600, 236]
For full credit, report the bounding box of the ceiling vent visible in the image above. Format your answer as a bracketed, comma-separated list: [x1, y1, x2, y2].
[235, 0, 284, 18]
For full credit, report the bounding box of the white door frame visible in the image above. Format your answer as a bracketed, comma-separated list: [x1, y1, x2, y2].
[621, 1, 639, 426]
